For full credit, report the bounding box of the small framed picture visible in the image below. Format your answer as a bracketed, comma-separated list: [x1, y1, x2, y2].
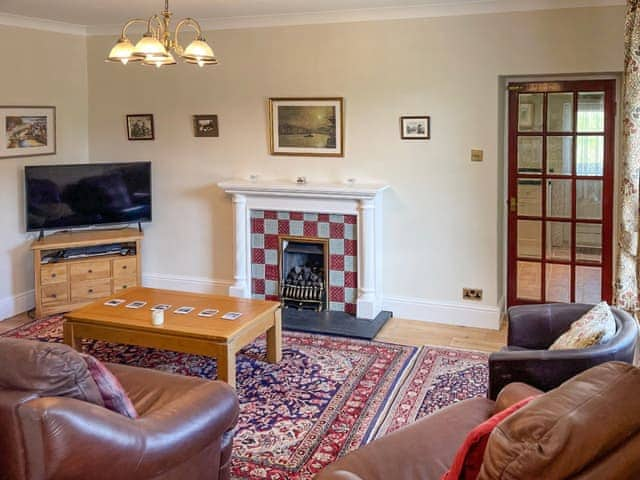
[126, 114, 154, 141]
[193, 115, 219, 137]
[400, 116, 430, 140]
[268, 97, 344, 157]
[0, 106, 56, 159]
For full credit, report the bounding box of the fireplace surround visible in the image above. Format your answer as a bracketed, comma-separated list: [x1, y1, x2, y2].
[218, 180, 389, 319]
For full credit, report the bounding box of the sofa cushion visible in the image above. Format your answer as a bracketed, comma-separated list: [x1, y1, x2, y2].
[442, 395, 536, 480]
[479, 362, 640, 480]
[0, 337, 103, 405]
[81, 354, 138, 418]
[548, 301, 616, 350]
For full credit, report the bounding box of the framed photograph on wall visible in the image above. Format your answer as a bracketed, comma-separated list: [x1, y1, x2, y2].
[126, 114, 154, 141]
[193, 114, 219, 137]
[0, 106, 56, 159]
[400, 116, 430, 140]
[268, 97, 344, 157]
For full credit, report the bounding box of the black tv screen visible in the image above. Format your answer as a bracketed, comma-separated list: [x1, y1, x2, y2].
[25, 162, 152, 231]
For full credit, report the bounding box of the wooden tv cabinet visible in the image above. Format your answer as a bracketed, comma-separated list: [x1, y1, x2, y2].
[31, 229, 143, 318]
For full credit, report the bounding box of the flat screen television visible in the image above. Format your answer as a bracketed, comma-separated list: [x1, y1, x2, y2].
[25, 162, 152, 232]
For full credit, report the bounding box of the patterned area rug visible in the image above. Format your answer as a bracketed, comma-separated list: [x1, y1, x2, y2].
[374, 345, 488, 438]
[4, 316, 418, 479]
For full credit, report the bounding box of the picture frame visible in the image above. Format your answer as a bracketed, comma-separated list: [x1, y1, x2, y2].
[268, 97, 344, 157]
[400, 116, 430, 140]
[126, 114, 154, 141]
[193, 114, 219, 137]
[0, 106, 56, 159]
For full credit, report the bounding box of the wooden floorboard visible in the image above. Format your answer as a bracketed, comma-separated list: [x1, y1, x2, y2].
[1, 311, 507, 353]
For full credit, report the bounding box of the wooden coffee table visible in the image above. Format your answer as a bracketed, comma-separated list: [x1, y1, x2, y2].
[63, 287, 282, 388]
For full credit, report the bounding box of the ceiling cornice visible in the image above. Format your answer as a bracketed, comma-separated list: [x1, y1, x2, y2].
[0, 0, 625, 37]
[0, 12, 86, 35]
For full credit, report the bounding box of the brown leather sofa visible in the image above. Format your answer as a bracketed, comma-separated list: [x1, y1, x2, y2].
[0, 337, 239, 480]
[316, 361, 640, 480]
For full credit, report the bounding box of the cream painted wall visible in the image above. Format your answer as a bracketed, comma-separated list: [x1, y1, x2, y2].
[0, 26, 88, 318]
[85, 6, 624, 324]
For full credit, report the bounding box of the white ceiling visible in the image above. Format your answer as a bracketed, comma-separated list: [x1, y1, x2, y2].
[0, 0, 625, 33]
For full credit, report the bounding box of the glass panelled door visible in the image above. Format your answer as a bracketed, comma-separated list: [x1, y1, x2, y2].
[507, 80, 615, 306]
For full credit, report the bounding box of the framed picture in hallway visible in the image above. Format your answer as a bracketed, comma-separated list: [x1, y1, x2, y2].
[126, 114, 155, 141]
[0, 106, 56, 159]
[193, 114, 219, 137]
[268, 97, 344, 157]
[400, 116, 430, 140]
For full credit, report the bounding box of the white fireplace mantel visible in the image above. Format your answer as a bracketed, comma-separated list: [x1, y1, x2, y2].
[218, 180, 389, 319]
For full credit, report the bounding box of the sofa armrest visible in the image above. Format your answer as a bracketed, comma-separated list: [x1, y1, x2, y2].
[488, 348, 619, 399]
[17, 381, 239, 480]
[493, 382, 542, 414]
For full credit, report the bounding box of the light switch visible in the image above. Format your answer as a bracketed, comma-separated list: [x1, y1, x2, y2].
[471, 149, 483, 162]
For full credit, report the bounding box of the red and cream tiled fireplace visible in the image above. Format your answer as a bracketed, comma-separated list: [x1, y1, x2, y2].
[218, 180, 389, 319]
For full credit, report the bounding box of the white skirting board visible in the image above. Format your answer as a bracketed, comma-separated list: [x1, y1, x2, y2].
[0, 290, 35, 321]
[382, 295, 503, 330]
[0, 276, 504, 330]
[142, 273, 233, 295]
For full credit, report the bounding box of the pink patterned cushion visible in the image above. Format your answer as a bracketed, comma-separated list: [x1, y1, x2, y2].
[549, 302, 616, 350]
[81, 354, 138, 418]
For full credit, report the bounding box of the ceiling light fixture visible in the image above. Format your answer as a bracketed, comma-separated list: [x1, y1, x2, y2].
[106, 0, 218, 68]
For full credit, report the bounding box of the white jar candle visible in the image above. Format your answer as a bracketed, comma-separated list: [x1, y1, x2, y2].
[152, 309, 164, 326]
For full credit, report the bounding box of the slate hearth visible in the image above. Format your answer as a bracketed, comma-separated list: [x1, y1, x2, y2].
[282, 309, 392, 340]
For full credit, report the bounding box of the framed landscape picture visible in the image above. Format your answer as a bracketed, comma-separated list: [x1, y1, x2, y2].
[400, 116, 430, 140]
[268, 97, 343, 157]
[126, 114, 154, 141]
[193, 114, 219, 137]
[0, 106, 56, 159]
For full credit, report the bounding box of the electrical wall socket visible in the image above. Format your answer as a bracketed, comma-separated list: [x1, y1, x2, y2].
[463, 288, 483, 300]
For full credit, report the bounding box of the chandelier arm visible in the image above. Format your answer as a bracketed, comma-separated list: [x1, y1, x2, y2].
[120, 18, 147, 39]
[174, 18, 203, 52]
[146, 14, 164, 37]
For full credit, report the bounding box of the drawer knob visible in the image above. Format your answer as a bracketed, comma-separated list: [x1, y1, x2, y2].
[51, 294, 57, 299]
[122, 285, 128, 289]
[52, 273, 57, 278]
[122, 265, 127, 269]
[88, 269, 93, 273]
[88, 288, 94, 293]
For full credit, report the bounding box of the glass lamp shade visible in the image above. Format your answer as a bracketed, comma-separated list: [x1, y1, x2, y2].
[181, 38, 217, 65]
[133, 33, 169, 58]
[142, 52, 177, 68]
[105, 37, 141, 64]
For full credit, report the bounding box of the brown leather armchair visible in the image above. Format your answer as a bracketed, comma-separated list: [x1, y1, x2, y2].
[316, 362, 640, 480]
[0, 338, 239, 480]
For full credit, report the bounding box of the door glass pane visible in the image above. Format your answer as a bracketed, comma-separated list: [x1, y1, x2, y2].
[518, 136, 542, 174]
[577, 92, 604, 133]
[547, 179, 572, 218]
[518, 220, 542, 259]
[546, 263, 571, 303]
[517, 261, 541, 300]
[576, 180, 603, 220]
[576, 135, 604, 176]
[546, 221, 571, 261]
[576, 223, 602, 263]
[547, 93, 573, 132]
[518, 93, 543, 132]
[517, 180, 542, 216]
[575, 266, 602, 303]
[547, 136, 572, 175]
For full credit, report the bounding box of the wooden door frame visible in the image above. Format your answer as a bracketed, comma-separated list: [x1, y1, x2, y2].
[506, 79, 616, 307]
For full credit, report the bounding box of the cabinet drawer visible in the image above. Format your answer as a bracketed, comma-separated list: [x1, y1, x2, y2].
[71, 279, 111, 302]
[113, 257, 137, 278]
[41, 283, 69, 306]
[41, 264, 67, 285]
[70, 261, 110, 282]
[113, 276, 137, 293]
